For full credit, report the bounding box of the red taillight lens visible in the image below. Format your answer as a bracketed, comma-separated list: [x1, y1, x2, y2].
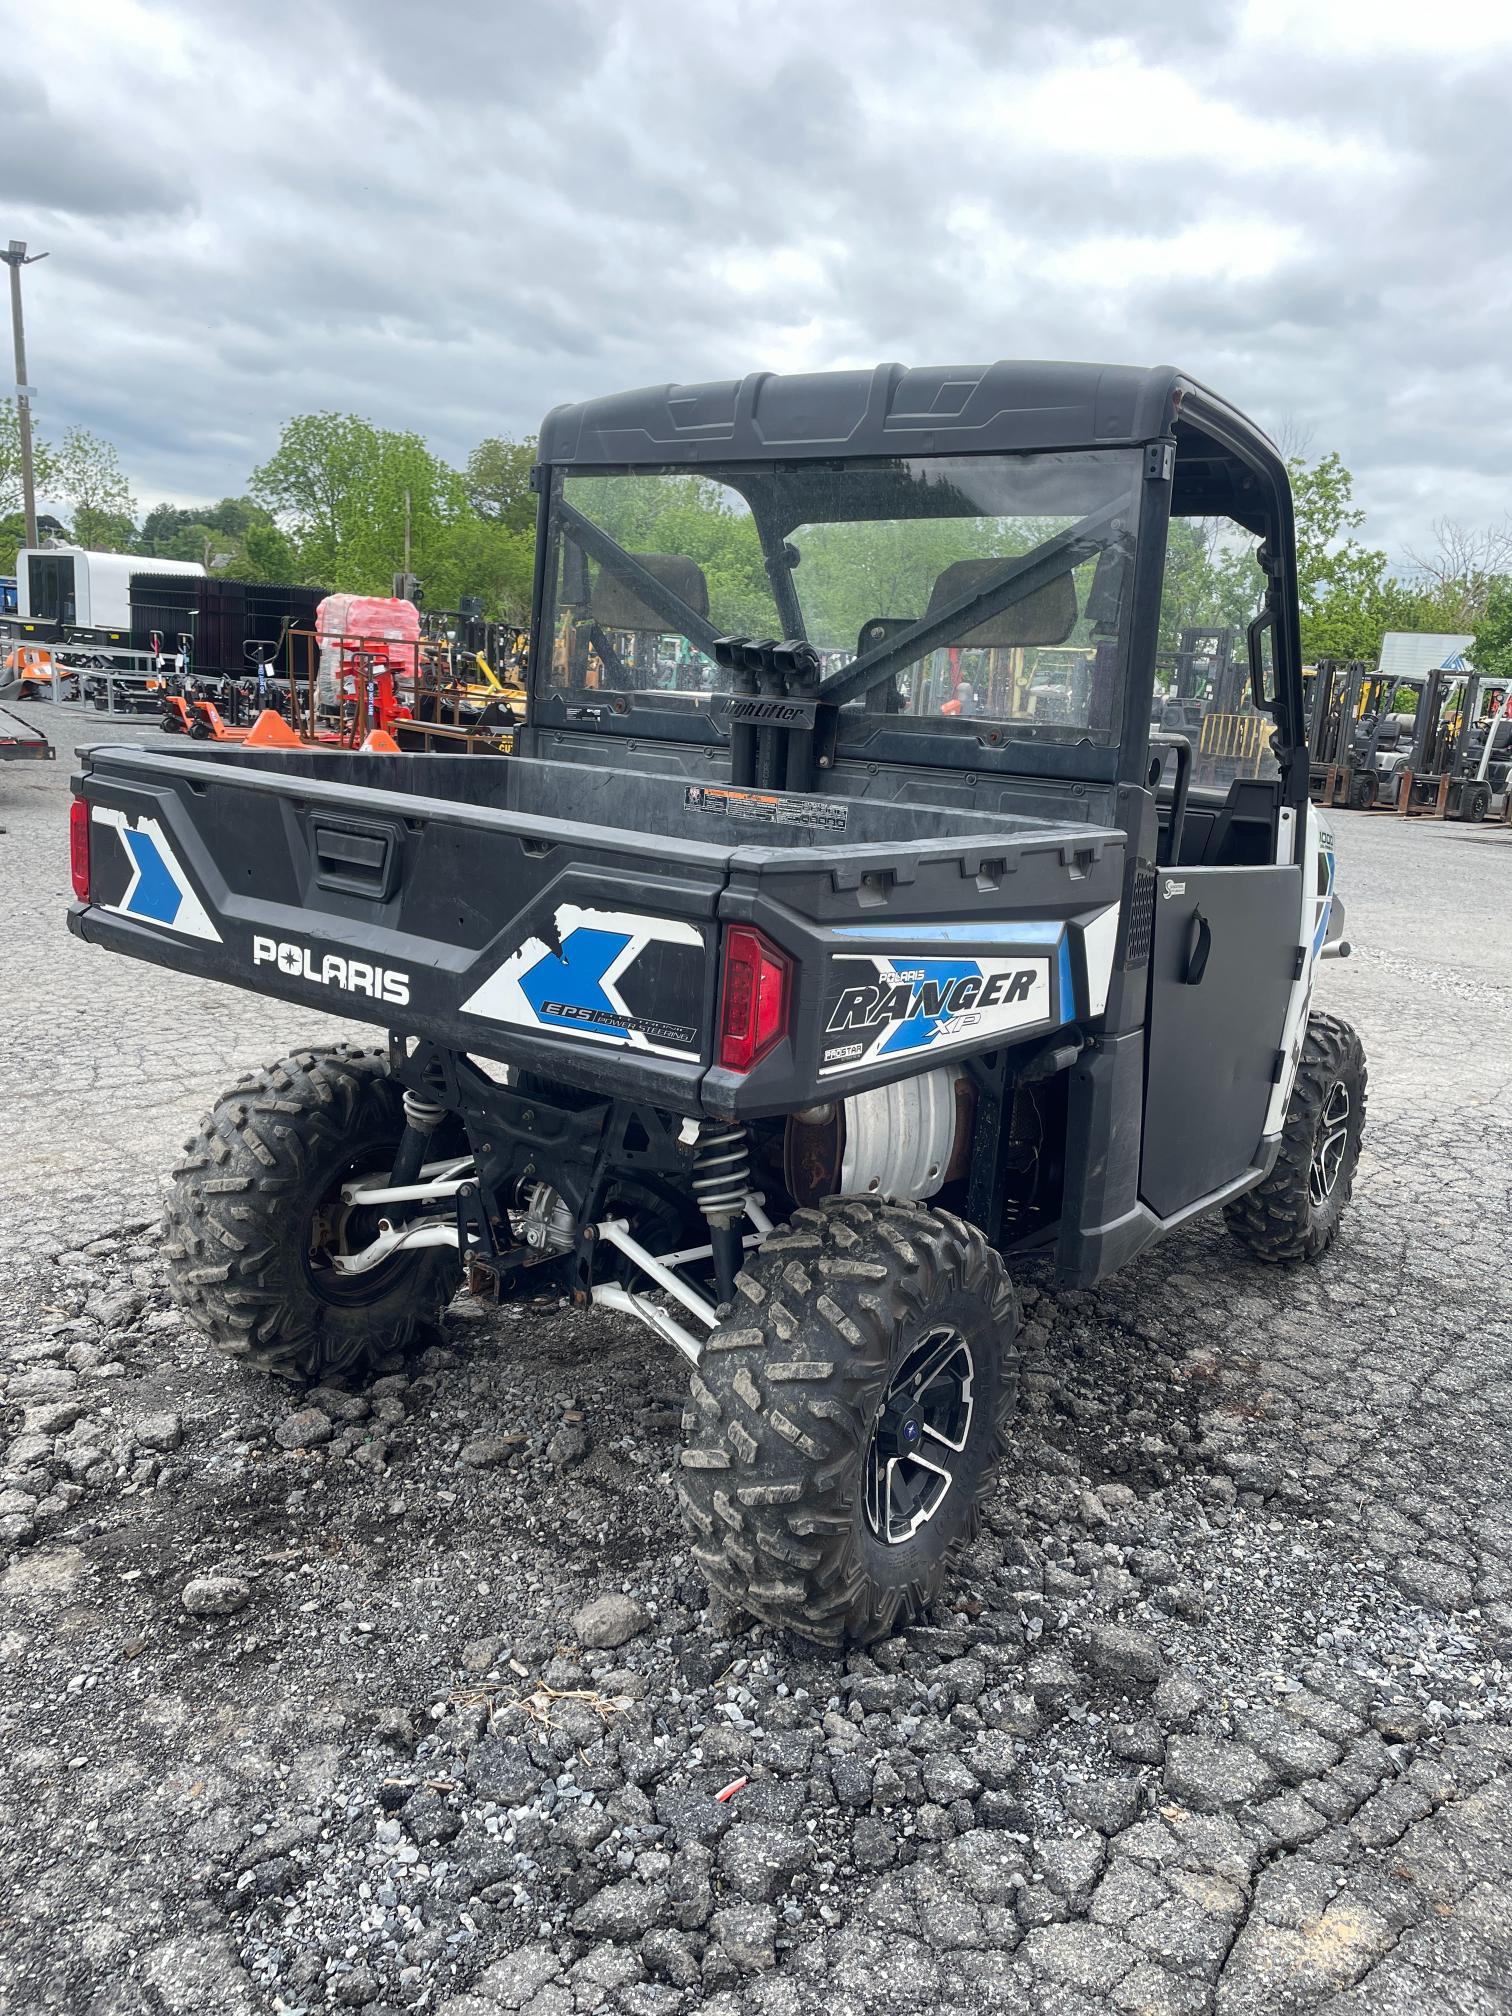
[718, 925, 791, 1072]
[69, 798, 91, 902]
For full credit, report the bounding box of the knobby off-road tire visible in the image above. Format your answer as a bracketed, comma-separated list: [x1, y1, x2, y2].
[678, 1197, 1019, 1647]
[1224, 1010, 1367, 1264]
[162, 1046, 457, 1381]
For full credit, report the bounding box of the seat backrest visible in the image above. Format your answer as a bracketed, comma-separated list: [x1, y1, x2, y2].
[589, 554, 710, 632]
[1201, 776, 1283, 866]
[924, 558, 1078, 648]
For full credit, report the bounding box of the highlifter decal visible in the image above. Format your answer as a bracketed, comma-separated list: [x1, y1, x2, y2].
[819, 952, 1060, 1077]
[460, 904, 704, 1058]
[90, 807, 221, 942]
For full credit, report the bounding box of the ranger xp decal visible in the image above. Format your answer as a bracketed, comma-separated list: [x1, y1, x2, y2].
[89, 807, 221, 943]
[820, 953, 1056, 1077]
[460, 905, 704, 1058]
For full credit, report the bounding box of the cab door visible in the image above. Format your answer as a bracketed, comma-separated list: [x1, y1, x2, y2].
[1138, 863, 1299, 1219]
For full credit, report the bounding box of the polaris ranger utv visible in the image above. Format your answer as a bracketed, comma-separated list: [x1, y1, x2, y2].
[67, 362, 1363, 1645]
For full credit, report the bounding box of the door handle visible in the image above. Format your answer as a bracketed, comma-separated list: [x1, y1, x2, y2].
[1183, 907, 1211, 985]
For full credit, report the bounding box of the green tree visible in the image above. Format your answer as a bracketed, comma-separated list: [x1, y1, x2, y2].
[0, 401, 58, 520]
[465, 437, 537, 534]
[253, 413, 470, 598]
[52, 427, 135, 547]
[1470, 578, 1512, 683]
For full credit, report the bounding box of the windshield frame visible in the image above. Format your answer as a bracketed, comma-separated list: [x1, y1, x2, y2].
[528, 447, 1157, 789]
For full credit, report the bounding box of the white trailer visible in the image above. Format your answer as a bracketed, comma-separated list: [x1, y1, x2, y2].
[14, 545, 204, 641]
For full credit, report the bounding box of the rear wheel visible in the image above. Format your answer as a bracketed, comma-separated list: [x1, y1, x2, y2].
[678, 1198, 1019, 1646]
[162, 1046, 458, 1380]
[1224, 1011, 1366, 1263]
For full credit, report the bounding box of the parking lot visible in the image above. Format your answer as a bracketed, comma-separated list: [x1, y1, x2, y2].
[2, 702, 1510, 2016]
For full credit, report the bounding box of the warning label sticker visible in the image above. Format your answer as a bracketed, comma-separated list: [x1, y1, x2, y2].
[684, 785, 849, 831]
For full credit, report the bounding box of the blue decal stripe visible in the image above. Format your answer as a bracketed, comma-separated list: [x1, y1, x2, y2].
[1310, 850, 1336, 957]
[519, 927, 633, 1039]
[876, 957, 980, 1057]
[122, 829, 183, 925]
[1058, 931, 1075, 1019]
[833, 920, 1066, 945]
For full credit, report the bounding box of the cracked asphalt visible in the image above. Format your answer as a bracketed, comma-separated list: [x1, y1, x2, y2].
[1, 700, 1510, 2016]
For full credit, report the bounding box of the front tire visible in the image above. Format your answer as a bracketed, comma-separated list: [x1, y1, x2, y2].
[162, 1046, 458, 1380]
[678, 1198, 1019, 1647]
[1224, 1011, 1366, 1263]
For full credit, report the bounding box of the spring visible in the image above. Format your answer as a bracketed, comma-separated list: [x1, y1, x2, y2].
[693, 1122, 752, 1223]
[401, 1088, 448, 1134]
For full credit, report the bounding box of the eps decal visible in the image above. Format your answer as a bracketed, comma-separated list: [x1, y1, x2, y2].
[819, 952, 1060, 1077]
[90, 806, 221, 943]
[461, 904, 703, 1058]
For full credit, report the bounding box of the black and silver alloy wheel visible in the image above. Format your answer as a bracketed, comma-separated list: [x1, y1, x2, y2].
[1308, 1081, 1351, 1207]
[679, 1198, 1020, 1646]
[864, 1326, 975, 1545]
[1225, 1010, 1366, 1263]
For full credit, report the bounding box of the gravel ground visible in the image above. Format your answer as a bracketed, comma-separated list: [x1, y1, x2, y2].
[2, 701, 1511, 2016]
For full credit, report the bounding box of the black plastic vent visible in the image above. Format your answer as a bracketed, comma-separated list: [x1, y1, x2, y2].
[1123, 866, 1156, 969]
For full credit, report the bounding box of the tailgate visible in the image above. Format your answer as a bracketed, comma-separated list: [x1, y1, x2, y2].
[70, 746, 731, 1108]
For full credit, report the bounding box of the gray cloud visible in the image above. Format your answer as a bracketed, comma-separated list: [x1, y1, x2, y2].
[6, 0, 1510, 558]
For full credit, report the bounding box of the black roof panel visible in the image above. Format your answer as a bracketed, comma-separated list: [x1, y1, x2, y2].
[537, 361, 1244, 467]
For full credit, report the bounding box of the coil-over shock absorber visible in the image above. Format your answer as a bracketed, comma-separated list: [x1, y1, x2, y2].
[693, 1122, 751, 1304]
[389, 1087, 449, 1189]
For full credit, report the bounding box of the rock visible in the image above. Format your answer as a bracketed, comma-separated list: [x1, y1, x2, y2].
[1087, 1623, 1167, 1689]
[718, 1820, 810, 1902]
[474, 1947, 564, 2008]
[402, 1788, 462, 1846]
[573, 1592, 650, 1649]
[943, 1829, 1029, 1905]
[1036, 1834, 1106, 1908]
[460, 1634, 504, 1674]
[668, 1842, 714, 1928]
[181, 1575, 250, 1617]
[1163, 1735, 1277, 1814]
[547, 1422, 592, 1467]
[274, 1407, 332, 1451]
[641, 1928, 700, 1988]
[965, 1730, 1019, 1791]
[1152, 1671, 1209, 1729]
[922, 1751, 981, 1804]
[1110, 1720, 1166, 1766]
[306, 1385, 370, 1423]
[1025, 1652, 1084, 1707]
[134, 1411, 183, 1453]
[572, 1879, 669, 1941]
[331, 1963, 379, 2006]
[459, 1431, 515, 1468]
[21, 1400, 85, 1436]
[1019, 1922, 1136, 1995]
[709, 1902, 777, 1973]
[1391, 1555, 1474, 1613]
[1065, 1777, 1143, 1836]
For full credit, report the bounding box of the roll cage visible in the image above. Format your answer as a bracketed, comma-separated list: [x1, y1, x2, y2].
[524, 362, 1309, 817]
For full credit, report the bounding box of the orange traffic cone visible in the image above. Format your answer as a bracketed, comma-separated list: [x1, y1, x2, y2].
[359, 728, 402, 753]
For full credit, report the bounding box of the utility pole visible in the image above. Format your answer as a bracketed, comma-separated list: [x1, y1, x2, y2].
[2, 241, 48, 548]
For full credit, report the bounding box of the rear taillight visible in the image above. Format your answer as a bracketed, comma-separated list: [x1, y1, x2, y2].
[69, 798, 91, 901]
[718, 925, 791, 1072]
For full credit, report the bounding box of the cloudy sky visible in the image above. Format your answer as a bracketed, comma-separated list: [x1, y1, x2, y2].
[9, 0, 1512, 561]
